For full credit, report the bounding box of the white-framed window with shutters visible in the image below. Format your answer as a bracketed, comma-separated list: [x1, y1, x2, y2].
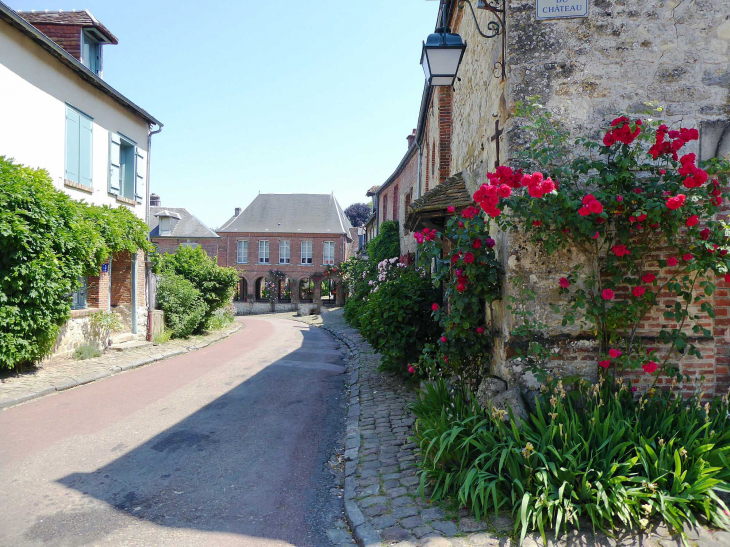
[237, 240, 248, 264]
[65, 105, 93, 187]
[323, 241, 335, 265]
[301, 241, 313, 264]
[108, 132, 143, 203]
[279, 240, 290, 264]
[258, 240, 270, 263]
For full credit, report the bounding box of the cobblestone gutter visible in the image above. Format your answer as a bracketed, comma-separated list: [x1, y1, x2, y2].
[0, 322, 242, 410]
[287, 309, 730, 547]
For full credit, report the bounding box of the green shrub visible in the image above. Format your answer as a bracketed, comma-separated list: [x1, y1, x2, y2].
[0, 157, 150, 369]
[73, 344, 102, 360]
[152, 330, 172, 345]
[341, 257, 376, 329]
[157, 273, 207, 338]
[207, 306, 235, 331]
[358, 259, 438, 373]
[412, 379, 730, 545]
[156, 246, 238, 329]
[367, 220, 400, 262]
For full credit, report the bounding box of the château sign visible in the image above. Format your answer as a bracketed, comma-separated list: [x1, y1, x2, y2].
[536, 0, 588, 20]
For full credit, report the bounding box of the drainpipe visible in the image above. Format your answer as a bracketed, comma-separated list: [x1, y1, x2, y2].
[145, 123, 163, 341]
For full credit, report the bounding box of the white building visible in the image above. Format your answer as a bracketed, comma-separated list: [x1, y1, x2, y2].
[0, 5, 163, 355]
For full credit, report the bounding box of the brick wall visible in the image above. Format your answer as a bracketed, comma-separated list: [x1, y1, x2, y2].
[217, 232, 348, 298]
[152, 238, 220, 261]
[86, 260, 110, 310]
[30, 23, 82, 59]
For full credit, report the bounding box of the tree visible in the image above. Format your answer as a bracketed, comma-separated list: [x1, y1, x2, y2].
[344, 202, 371, 227]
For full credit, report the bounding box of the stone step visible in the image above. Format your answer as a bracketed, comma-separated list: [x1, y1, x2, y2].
[110, 332, 138, 344]
[109, 340, 153, 352]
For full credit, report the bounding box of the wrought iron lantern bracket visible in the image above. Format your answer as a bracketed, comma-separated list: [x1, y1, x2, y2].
[457, 0, 506, 80]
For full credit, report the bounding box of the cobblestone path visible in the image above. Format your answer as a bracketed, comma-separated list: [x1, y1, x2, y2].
[283, 308, 730, 547]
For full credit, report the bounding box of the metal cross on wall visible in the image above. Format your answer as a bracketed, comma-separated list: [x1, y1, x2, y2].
[490, 119, 503, 168]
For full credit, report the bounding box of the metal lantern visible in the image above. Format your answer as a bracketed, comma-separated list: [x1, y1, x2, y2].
[420, 28, 466, 87]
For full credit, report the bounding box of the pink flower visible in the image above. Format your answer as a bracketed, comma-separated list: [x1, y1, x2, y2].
[683, 253, 694, 262]
[559, 277, 570, 289]
[476, 327, 484, 334]
[408, 365, 416, 374]
[599, 360, 610, 369]
[686, 215, 699, 227]
[602, 289, 615, 300]
[609, 349, 622, 358]
[431, 303, 440, 311]
[616, 195, 624, 202]
[667, 257, 678, 267]
[632, 286, 646, 297]
[447, 205, 456, 213]
[440, 336, 448, 343]
[642, 273, 656, 283]
[643, 361, 658, 374]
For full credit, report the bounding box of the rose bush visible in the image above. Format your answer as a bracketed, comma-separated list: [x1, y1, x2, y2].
[472, 100, 730, 385]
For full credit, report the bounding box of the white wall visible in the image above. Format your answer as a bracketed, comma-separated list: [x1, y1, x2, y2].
[0, 21, 150, 220]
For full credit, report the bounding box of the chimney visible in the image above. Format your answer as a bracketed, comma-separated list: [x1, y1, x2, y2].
[150, 193, 161, 206]
[234, 207, 242, 217]
[406, 128, 417, 149]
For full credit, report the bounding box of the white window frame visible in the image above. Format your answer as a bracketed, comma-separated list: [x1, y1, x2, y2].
[323, 241, 335, 265]
[279, 240, 291, 264]
[301, 241, 313, 264]
[258, 240, 270, 264]
[237, 240, 248, 264]
[159, 216, 171, 235]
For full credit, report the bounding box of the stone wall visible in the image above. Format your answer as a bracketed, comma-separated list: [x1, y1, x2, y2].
[233, 301, 318, 316]
[440, 0, 730, 392]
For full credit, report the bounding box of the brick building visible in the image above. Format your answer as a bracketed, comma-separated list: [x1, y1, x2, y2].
[373, 0, 730, 395]
[149, 197, 220, 259]
[217, 193, 353, 314]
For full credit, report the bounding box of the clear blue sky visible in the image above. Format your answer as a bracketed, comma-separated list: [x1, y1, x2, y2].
[11, 0, 440, 228]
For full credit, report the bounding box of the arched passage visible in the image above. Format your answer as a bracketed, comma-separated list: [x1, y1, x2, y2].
[299, 278, 314, 303]
[235, 277, 248, 301]
[321, 279, 336, 307]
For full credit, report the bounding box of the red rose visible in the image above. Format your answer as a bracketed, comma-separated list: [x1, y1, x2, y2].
[667, 257, 678, 266]
[464, 252, 475, 264]
[532, 220, 542, 227]
[599, 360, 611, 369]
[666, 194, 686, 210]
[559, 277, 570, 288]
[578, 206, 591, 217]
[642, 273, 656, 283]
[592, 231, 600, 239]
[633, 188, 643, 195]
[632, 286, 646, 297]
[431, 303, 439, 311]
[497, 184, 512, 198]
[616, 195, 624, 202]
[683, 253, 694, 262]
[612, 244, 630, 257]
[457, 283, 466, 292]
[588, 200, 604, 214]
[602, 289, 615, 300]
[440, 336, 448, 343]
[609, 349, 622, 358]
[700, 228, 710, 240]
[642, 361, 658, 374]
[686, 215, 699, 227]
[476, 327, 484, 334]
[725, 274, 730, 283]
[447, 205, 456, 213]
[472, 239, 482, 249]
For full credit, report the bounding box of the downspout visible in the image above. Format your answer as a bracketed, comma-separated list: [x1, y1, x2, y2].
[146, 122, 163, 341]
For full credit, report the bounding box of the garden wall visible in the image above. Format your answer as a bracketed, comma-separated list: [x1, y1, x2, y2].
[233, 301, 318, 316]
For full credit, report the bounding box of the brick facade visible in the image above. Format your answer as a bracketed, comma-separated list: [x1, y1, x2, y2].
[217, 232, 348, 302]
[29, 23, 82, 59]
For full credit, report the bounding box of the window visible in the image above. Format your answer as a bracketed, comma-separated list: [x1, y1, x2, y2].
[109, 133, 142, 202]
[382, 196, 389, 222]
[393, 185, 399, 220]
[70, 277, 87, 310]
[258, 240, 270, 263]
[323, 241, 335, 265]
[65, 105, 93, 187]
[279, 240, 290, 264]
[81, 31, 101, 75]
[301, 241, 313, 264]
[159, 216, 171, 235]
[237, 240, 248, 264]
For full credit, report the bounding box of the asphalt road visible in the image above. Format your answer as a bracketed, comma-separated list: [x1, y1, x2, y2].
[0, 317, 351, 547]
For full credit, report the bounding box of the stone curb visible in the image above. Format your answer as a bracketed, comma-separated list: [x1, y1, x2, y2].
[301, 322, 384, 547]
[0, 322, 243, 411]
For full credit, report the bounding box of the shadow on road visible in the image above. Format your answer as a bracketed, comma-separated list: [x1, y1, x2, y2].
[40, 323, 347, 547]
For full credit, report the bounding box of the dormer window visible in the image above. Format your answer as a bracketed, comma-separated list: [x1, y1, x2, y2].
[154, 210, 181, 236]
[159, 216, 172, 235]
[82, 30, 102, 75]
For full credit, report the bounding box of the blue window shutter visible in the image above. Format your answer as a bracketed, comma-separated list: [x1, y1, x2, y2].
[65, 107, 80, 183]
[79, 115, 93, 187]
[108, 132, 121, 194]
[135, 148, 144, 203]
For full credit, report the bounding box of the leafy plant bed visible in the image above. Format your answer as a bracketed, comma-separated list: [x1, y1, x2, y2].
[411, 378, 730, 545]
